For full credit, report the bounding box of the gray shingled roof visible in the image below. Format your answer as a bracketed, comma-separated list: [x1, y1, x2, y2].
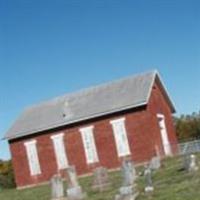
[4, 70, 175, 140]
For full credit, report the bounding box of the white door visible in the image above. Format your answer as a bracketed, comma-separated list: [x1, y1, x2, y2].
[157, 114, 171, 156]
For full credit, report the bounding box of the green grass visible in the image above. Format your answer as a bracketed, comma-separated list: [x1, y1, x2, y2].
[1, 154, 200, 200]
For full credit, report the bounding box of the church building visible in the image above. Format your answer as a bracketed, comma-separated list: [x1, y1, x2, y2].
[5, 70, 177, 188]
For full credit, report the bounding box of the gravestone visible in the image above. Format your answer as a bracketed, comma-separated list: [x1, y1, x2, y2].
[50, 174, 66, 200]
[115, 160, 138, 200]
[115, 186, 138, 200]
[183, 153, 190, 170]
[66, 166, 86, 200]
[92, 167, 111, 191]
[121, 160, 137, 186]
[188, 154, 199, 172]
[149, 156, 161, 170]
[144, 165, 154, 193]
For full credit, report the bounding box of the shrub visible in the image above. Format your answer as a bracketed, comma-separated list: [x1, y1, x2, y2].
[0, 160, 16, 189]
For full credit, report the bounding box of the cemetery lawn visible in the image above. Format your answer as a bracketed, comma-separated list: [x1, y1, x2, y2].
[1, 154, 200, 200]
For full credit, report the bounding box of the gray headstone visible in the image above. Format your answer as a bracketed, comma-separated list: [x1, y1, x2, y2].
[66, 166, 79, 188]
[50, 174, 65, 200]
[67, 186, 86, 200]
[188, 154, 198, 172]
[115, 160, 138, 200]
[66, 166, 86, 200]
[149, 156, 161, 170]
[115, 185, 138, 200]
[92, 167, 111, 191]
[183, 154, 190, 170]
[121, 160, 137, 186]
[119, 185, 134, 195]
[144, 165, 154, 193]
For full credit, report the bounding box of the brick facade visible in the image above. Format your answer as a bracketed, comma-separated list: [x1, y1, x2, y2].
[9, 80, 177, 188]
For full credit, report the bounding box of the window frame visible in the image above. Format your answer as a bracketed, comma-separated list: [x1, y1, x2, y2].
[24, 140, 41, 176]
[110, 117, 131, 157]
[80, 125, 99, 164]
[51, 133, 69, 170]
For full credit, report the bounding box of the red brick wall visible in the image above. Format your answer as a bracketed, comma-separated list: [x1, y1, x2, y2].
[147, 81, 178, 155]
[9, 80, 177, 188]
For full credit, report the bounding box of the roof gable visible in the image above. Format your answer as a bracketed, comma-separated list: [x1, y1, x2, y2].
[4, 70, 175, 140]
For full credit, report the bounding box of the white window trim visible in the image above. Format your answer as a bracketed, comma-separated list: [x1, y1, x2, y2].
[24, 140, 41, 176]
[110, 117, 131, 157]
[110, 117, 126, 125]
[51, 133, 64, 140]
[79, 126, 94, 133]
[80, 125, 99, 164]
[24, 140, 37, 147]
[157, 113, 165, 119]
[51, 133, 69, 170]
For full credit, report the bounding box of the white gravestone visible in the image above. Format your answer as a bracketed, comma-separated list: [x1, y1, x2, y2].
[149, 156, 161, 170]
[183, 153, 190, 170]
[115, 160, 138, 200]
[50, 174, 66, 200]
[92, 167, 111, 191]
[144, 165, 154, 193]
[188, 154, 199, 172]
[66, 166, 86, 200]
[122, 160, 137, 186]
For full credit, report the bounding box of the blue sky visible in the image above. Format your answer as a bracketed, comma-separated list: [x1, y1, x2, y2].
[0, 0, 199, 160]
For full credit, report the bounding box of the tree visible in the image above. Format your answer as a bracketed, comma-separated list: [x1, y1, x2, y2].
[175, 111, 200, 141]
[0, 160, 16, 189]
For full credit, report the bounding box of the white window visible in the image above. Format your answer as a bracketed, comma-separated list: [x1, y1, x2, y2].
[80, 126, 99, 164]
[51, 133, 68, 169]
[157, 114, 171, 156]
[24, 140, 41, 176]
[110, 117, 131, 157]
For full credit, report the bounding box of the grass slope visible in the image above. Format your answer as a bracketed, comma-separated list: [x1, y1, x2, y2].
[0, 154, 200, 200]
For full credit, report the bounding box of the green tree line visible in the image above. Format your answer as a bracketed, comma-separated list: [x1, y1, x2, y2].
[174, 111, 200, 142]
